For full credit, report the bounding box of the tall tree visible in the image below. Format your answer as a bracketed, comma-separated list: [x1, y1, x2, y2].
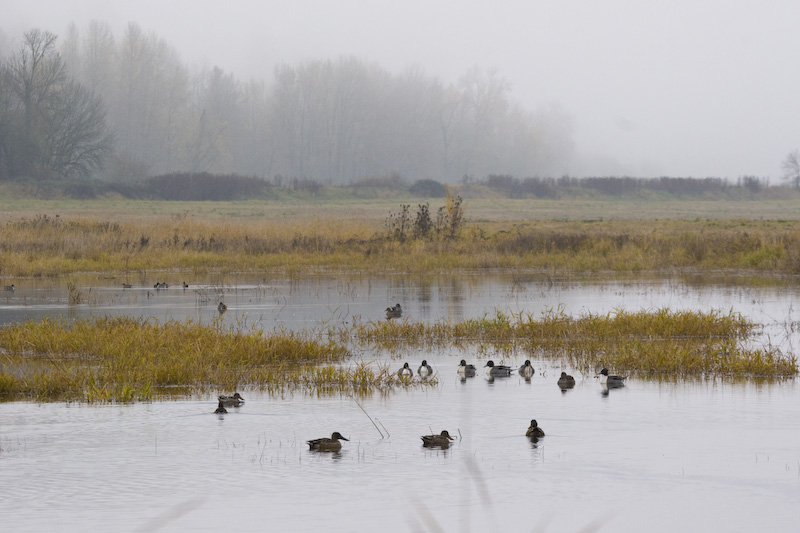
[782, 150, 800, 189]
[1, 29, 112, 179]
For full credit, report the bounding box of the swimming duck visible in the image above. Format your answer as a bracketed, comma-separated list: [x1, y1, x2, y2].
[557, 371, 576, 389]
[397, 362, 413, 379]
[418, 360, 433, 379]
[526, 419, 545, 438]
[218, 301, 227, 314]
[518, 360, 534, 379]
[385, 303, 403, 319]
[4, 284, 14, 291]
[421, 430, 454, 448]
[122, 283, 132, 289]
[598, 368, 626, 388]
[457, 360, 476, 378]
[182, 281, 189, 289]
[484, 360, 513, 378]
[214, 401, 227, 414]
[218, 392, 245, 407]
[307, 432, 349, 452]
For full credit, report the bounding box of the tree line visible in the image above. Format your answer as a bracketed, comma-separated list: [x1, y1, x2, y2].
[0, 22, 574, 184]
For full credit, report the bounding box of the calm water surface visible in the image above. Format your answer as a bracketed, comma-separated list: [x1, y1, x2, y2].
[1, 275, 798, 532]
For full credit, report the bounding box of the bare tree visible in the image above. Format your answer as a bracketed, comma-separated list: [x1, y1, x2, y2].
[1, 29, 113, 179]
[782, 150, 800, 189]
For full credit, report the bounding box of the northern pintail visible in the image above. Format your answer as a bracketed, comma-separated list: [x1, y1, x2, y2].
[421, 430, 454, 448]
[218, 392, 245, 407]
[557, 372, 576, 389]
[457, 360, 476, 378]
[386, 303, 402, 319]
[214, 401, 227, 414]
[598, 368, 626, 388]
[518, 360, 534, 379]
[526, 419, 545, 438]
[397, 362, 413, 379]
[484, 360, 513, 378]
[307, 432, 349, 452]
[182, 281, 189, 289]
[418, 360, 433, 379]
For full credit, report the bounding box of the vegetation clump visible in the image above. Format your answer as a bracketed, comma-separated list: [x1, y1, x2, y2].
[353, 309, 797, 377]
[0, 317, 376, 402]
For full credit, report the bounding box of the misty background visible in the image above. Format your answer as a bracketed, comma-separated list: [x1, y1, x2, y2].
[1, 0, 799, 184]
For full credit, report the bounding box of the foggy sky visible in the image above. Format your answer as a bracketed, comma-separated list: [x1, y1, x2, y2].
[3, 0, 799, 180]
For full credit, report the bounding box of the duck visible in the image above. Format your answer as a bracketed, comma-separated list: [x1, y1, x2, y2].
[122, 283, 133, 289]
[598, 368, 626, 388]
[397, 362, 413, 379]
[182, 281, 189, 289]
[518, 360, 534, 379]
[484, 360, 513, 378]
[217, 301, 227, 314]
[457, 360, 476, 378]
[214, 401, 227, 414]
[418, 360, 433, 379]
[421, 430, 454, 448]
[218, 392, 245, 407]
[154, 282, 168, 289]
[385, 303, 403, 320]
[526, 419, 545, 438]
[557, 371, 576, 389]
[307, 432, 349, 452]
[4, 284, 15, 291]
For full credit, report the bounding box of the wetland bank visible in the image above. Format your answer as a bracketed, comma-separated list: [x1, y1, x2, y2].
[2, 196, 800, 532]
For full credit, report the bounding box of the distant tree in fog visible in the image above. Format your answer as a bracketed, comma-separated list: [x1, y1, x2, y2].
[52, 22, 576, 184]
[782, 150, 800, 189]
[0, 29, 112, 180]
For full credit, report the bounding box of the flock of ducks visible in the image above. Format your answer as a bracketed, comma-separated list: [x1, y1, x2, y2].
[213, 361, 627, 453]
[399, 357, 626, 392]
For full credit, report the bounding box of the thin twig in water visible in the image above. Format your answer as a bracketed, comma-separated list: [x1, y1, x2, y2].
[351, 395, 384, 438]
[376, 418, 390, 438]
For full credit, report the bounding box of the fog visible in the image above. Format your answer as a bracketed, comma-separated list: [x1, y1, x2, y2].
[3, 0, 799, 179]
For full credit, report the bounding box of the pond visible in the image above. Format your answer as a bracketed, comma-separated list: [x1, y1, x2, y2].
[1, 274, 798, 531]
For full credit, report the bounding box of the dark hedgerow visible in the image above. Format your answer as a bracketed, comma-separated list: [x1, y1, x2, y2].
[144, 172, 272, 200]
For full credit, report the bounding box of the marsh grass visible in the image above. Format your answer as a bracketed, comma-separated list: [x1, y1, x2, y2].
[4, 213, 800, 277]
[0, 316, 434, 402]
[352, 309, 797, 377]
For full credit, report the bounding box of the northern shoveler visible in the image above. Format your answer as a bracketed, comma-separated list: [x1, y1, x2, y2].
[307, 432, 349, 452]
[457, 360, 476, 378]
[421, 430, 454, 448]
[397, 362, 413, 379]
[598, 368, 626, 388]
[484, 360, 513, 378]
[526, 419, 545, 438]
[518, 360, 534, 379]
[386, 303, 403, 320]
[557, 371, 576, 389]
[218, 392, 245, 407]
[418, 360, 433, 379]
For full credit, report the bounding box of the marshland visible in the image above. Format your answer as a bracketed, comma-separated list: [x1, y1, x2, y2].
[1, 191, 799, 531]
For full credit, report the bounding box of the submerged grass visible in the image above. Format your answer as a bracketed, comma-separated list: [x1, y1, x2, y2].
[353, 308, 797, 377]
[0, 317, 432, 402]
